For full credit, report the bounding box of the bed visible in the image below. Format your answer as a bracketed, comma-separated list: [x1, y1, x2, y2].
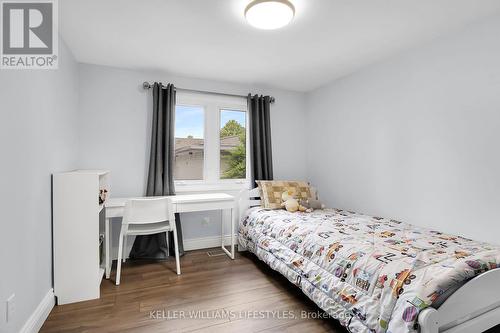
[237, 187, 500, 333]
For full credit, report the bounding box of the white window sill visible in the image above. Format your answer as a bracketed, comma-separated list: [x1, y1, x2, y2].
[174, 180, 250, 194]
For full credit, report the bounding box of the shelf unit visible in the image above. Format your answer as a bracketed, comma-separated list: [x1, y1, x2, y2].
[52, 170, 109, 305]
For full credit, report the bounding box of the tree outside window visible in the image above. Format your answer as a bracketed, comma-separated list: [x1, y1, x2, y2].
[220, 111, 246, 179]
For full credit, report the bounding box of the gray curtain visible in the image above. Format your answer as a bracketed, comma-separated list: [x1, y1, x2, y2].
[130, 82, 184, 260]
[248, 94, 274, 186]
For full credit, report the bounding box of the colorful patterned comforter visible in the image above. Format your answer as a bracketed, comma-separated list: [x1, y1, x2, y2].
[238, 207, 500, 333]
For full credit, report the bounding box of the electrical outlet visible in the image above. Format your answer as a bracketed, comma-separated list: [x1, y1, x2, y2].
[202, 217, 210, 226]
[6, 294, 15, 322]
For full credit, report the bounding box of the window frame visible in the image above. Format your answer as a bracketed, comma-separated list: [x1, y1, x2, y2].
[174, 91, 250, 192]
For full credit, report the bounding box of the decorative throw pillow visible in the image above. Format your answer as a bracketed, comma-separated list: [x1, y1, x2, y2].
[256, 180, 312, 209]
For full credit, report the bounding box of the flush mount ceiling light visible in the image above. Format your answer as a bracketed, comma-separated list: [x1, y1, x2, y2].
[245, 0, 295, 30]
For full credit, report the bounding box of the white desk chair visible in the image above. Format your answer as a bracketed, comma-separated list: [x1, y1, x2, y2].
[115, 197, 180, 285]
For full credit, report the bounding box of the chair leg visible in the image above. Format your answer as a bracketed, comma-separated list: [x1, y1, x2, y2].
[116, 232, 124, 285]
[122, 236, 127, 263]
[173, 229, 181, 275]
[166, 231, 170, 257]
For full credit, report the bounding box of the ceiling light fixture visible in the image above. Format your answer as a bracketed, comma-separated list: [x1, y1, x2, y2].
[245, 0, 295, 30]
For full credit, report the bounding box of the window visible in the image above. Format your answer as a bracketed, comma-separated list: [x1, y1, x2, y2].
[173, 105, 204, 180]
[174, 92, 249, 189]
[220, 110, 246, 179]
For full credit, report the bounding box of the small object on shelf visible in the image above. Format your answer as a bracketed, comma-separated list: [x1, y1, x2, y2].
[99, 189, 108, 205]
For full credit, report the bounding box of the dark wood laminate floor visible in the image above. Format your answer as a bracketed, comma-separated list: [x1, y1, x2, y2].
[41, 249, 348, 333]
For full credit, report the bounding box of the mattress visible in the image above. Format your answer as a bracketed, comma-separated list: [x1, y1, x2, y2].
[238, 207, 500, 333]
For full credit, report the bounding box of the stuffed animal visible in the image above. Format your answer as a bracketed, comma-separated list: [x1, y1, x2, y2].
[299, 198, 326, 212]
[281, 190, 299, 212]
[281, 190, 308, 212]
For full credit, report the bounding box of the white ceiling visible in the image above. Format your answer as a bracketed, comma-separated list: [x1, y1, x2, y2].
[60, 0, 500, 92]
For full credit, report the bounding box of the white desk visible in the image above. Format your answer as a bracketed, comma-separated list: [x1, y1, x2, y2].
[104, 193, 236, 279]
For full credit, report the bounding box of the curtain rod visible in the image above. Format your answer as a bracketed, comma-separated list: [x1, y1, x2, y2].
[142, 82, 275, 103]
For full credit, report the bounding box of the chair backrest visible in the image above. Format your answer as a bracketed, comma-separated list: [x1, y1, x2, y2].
[123, 197, 171, 225]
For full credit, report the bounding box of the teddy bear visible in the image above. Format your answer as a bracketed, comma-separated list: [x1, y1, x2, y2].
[281, 190, 307, 212]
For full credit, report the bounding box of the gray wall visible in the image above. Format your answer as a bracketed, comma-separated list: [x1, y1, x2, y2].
[77, 64, 307, 246]
[306, 14, 500, 244]
[0, 39, 79, 333]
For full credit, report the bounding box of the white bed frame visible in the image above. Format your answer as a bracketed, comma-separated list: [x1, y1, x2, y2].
[236, 188, 500, 333]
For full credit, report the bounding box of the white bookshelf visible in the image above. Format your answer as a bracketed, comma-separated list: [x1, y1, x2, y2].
[52, 170, 109, 305]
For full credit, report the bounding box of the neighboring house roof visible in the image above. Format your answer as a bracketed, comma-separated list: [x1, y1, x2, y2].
[220, 136, 240, 151]
[175, 135, 240, 154]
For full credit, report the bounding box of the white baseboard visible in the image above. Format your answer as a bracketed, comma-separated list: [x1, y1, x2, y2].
[184, 234, 238, 251]
[20, 289, 55, 333]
